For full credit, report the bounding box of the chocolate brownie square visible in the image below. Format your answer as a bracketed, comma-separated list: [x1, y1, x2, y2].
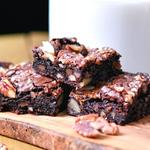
[67, 72, 150, 125]
[32, 38, 122, 89]
[0, 61, 13, 69]
[0, 62, 64, 115]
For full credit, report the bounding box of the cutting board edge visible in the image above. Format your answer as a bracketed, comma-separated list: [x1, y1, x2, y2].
[0, 117, 118, 150]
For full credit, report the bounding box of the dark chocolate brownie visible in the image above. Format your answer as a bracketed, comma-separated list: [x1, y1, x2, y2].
[0, 61, 13, 69]
[0, 62, 64, 115]
[32, 38, 122, 89]
[67, 72, 150, 125]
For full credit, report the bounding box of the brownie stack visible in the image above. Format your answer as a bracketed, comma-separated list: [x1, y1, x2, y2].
[32, 37, 147, 124]
[0, 37, 150, 124]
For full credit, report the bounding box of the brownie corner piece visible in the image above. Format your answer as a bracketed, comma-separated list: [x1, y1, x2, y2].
[67, 72, 150, 125]
[32, 38, 122, 88]
[0, 62, 64, 115]
[0, 61, 13, 69]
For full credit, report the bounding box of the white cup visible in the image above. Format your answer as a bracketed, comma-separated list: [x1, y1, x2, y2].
[49, 0, 150, 73]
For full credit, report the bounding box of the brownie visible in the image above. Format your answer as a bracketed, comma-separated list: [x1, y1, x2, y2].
[0, 62, 64, 115]
[0, 61, 13, 69]
[67, 72, 150, 125]
[32, 38, 122, 89]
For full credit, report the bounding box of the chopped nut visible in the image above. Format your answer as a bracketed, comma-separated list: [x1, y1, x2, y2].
[111, 112, 116, 119]
[56, 73, 64, 79]
[113, 85, 124, 92]
[43, 52, 55, 62]
[0, 77, 16, 98]
[40, 41, 55, 54]
[66, 44, 84, 52]
[68, 75, 76, 81]
[100, 111, 106, 118]
[68, 98, 81, 114]
[58, 64, 65, 68]
[124, 94, 133, 104]
[40, 41, 56, 62]
[28, 106, 34, 112]
[79, 78, 91, 88]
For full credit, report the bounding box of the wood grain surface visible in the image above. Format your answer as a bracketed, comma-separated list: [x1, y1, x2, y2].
[0, 112, 149, 150]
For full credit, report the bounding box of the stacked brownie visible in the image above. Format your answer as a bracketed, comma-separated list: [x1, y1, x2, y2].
[32, 37, 150, 124]
[68, 73, 150, 124]
[0, 37, 150, 124]
[0, 62, 64, 115]
[32, 38, 122, 88]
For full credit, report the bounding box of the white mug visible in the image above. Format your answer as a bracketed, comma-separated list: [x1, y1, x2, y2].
[49, 0, 150, 73]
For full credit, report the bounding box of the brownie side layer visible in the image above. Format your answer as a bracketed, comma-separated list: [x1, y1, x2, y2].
[0, 63, 64, 115]
[67, 73, 150, 125]
[32, 38, 122, 88]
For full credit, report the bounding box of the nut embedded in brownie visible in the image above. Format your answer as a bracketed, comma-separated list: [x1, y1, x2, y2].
[0, 62, 64, 115]
[67, 72, 150, 125]
[32, 37, 122, 89]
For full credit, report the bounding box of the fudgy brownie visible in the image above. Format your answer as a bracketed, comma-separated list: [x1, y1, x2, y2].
[32, 38, 122, 89]
[0, 61, 13, 69]
[67, 72, 150, 125]
[0, 62, 64, 115]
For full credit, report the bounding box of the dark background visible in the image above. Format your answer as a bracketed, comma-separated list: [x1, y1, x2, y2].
[0, 0, 48, 34]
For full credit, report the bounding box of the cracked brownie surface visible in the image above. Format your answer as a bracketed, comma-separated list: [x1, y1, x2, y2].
[0, 62, 64, 115]
[68, 72, 150, 124]
[32, 38, 122, 89]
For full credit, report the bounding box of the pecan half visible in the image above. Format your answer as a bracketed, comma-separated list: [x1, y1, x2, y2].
[0, 77, 16, 98]
[73, 114, 119, 138]
[73, 120, 100, 138]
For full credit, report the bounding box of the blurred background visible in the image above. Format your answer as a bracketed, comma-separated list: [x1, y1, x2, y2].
[0, 0, 48, 63]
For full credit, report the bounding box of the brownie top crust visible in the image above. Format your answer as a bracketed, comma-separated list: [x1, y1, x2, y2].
[70, 73, 150, 104]
[33, 37, 121, 69]
[0, 63, 63, 98]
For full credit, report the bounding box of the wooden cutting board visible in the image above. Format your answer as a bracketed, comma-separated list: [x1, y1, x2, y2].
[0, 112, 150, 150]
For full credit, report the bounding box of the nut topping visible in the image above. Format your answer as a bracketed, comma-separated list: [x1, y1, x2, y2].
[40, 41, 56, 62]
[0, 77, 16, 98]
[65, 44, 85, 52]
[40, 41, 55, 54]
[79, 78, 91, 88]
[68, 75, 76, 81]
